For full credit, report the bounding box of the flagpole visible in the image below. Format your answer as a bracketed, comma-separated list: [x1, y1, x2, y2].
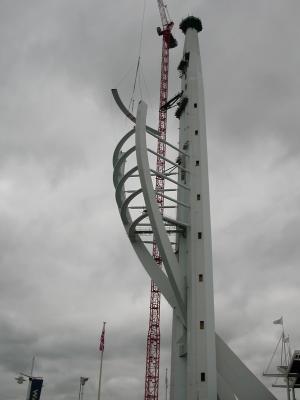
[97, 322, 106, 400]
[26, 356, 36, 400]
[30, 356, 35, 377]
[165, 368, 168, 400]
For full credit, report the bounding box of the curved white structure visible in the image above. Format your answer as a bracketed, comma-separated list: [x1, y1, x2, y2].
[112, 16, 277, 400]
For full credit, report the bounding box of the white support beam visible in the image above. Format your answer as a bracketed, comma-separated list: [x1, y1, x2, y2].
[216, 334, 277, 400]
[217, 374, 236, 400]
[135, 101, 186, 315]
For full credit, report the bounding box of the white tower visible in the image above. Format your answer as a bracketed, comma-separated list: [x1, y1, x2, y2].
[171, 16, 217, 400]
[112, 16, 278, 400]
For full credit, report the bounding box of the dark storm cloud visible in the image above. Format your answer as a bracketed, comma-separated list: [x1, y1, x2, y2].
[202, 1, 300, 154]
[0, 1, 299, 400]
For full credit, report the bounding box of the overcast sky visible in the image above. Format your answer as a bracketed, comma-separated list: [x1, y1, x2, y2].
[0, 1, 300, 399]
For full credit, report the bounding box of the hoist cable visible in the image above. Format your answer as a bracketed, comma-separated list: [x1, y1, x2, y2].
[165, 4, 171, 22]
[138, 63, 143, 99]
[129, 56, 141, 112]
[114, 64, 135, 89]
[128, 0, 146, 111]
[138, 0, 146, 58]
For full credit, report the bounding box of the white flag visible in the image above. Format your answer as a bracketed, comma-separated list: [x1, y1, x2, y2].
[273, 317, 283, 325]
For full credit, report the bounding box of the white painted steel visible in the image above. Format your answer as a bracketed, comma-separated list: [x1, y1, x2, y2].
[112, 128, 135, 166]
[112, 126, 186, 325]
[170, 310, 187, 400]
[112, 24, 279, 397]
[217, 374, 236, 400]
[111, 89, 158, 136]
[135, 100, 186, 322]
[175, 24, 217, 400]
[147, 129, 190, 156]
[216, 334, 277, 400]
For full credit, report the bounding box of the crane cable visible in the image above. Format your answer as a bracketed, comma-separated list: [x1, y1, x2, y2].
[165, 3, 171, 22]
[129, 57, 140, 113]
[128, 0, 146, 112]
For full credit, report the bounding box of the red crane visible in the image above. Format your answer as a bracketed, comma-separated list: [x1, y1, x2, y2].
[144, 2, 177, 400]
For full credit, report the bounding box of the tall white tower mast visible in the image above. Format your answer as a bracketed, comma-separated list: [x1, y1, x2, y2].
[112, 15, 278, 400]
[170, 16, 217, 400]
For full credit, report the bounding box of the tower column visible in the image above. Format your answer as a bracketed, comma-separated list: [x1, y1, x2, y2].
[112, 15, 280, 400]
[177, 17, 217, 400]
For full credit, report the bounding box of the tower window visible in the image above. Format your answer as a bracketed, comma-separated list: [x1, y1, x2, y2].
[198, 274, 203, 282]
[195, 130, 198, 135]
[195, 160, 199, 166]
[194, 103, 198, 108]
[201, 373, 206, 382]
[200, 321, 205, 329]
[197, 194, 200, 200]
[198, 232, 202, 239]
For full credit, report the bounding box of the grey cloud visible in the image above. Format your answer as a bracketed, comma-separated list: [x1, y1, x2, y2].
[0, 1, 299, 400]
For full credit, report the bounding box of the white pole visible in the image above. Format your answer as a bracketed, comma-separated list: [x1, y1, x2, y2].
[81, 382, 85, 400]
[26, 356, 36, 400]
[30, 356, 35, 377]
[78, 381, 82, 400]
[286, 377, 291, 400]
[97, 350, 104, 400]
[97, 322, 106, 400]
[165, 368, 168, 400]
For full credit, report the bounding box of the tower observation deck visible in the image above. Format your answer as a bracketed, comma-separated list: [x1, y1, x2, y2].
[112, 16, 279, 400]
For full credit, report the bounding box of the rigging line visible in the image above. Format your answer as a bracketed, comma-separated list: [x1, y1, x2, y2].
[114, 63, 136, 89]
[165, 3, 171, 22]
[128, 0, 146, 111]
[138, 63, 143, 99]
[280, 333, 284, 366]
[128, 56, 141, 112]
[138, 0, 146, 59]
[136, 0, 146, 101]
[141, 66, 155, 113]
[165, 164, 177, 173]
[264, 334, 283, 373]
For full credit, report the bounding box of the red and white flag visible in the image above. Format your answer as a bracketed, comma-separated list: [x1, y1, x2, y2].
[99, 322, 106, 352]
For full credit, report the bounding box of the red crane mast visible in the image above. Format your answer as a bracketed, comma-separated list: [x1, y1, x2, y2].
[144, 2, 177, 400]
